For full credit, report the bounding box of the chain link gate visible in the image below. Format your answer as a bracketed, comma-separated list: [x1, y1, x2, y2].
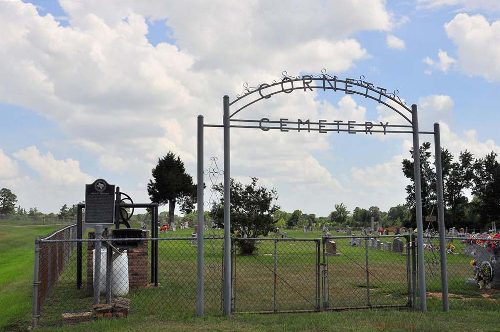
[321, 235, 414, 310]
[228, 235, 414, 313]
[230, 238, 321, 313]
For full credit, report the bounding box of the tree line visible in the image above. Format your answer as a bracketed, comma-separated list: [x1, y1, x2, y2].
[403, 143, 500, 230]
[2, 145, 498, 234]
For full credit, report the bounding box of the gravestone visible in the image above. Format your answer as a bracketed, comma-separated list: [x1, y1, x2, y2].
[393, 237, 403, 253]
[371, 238, 378, 249]
[326, 240, 337, 255]
[376, 240, 382, 250]
[350, 237, 357, 246]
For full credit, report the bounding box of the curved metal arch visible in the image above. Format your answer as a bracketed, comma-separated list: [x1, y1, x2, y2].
[229, 75, 413, 124]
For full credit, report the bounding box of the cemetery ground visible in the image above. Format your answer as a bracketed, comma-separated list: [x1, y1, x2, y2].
[0, 221, 60, 330]
[1, 222, 500, 331]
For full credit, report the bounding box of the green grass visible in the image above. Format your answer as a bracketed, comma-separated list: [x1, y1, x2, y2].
[35, 298, 500, 332]
[3, 224, 500, 331]
[0, 222, 60, 331]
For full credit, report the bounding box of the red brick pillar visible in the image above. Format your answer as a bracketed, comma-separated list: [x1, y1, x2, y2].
[127, 232, 149, 289]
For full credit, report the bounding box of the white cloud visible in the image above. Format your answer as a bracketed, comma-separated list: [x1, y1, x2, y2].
[417, 0, 500, 12]
[0, 150, 19, 180]
[444, 13, 500, 81]
[350, 154, 407, 194]
[418, 95, 454, 129]
[423, 50, 456, 74]
[13, 146, 92, 185]
[0, 0, 399, 213]
[386, 35, 405, 50]
[440, 123, 500, 157]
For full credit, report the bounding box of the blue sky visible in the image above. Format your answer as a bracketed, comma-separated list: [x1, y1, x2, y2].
[1, 0, 499, 215]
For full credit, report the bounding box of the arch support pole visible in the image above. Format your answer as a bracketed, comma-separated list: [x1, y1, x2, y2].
[434, 123, 449, 311]
[196, 115, 205, 316]
[223, 95, 232, 315]
[412, 104, 427, 311]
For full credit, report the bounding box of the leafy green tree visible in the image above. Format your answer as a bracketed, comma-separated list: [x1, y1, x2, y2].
[352, 207, 370, 227]
[210, 177, 279, 255]
[369, 206, 381, 223]
[147, 152, 196, 226]
[16, 206, 26, 215]
[273, 209, 289, 229]
[402, 142, 436, 227]
[0, 188, 17, 215]
[329, 203, 350, 225]
[287, 210, 302, 228]
[305, 214, 316, 228]
[442, 150, 474, 226]
[387, 204, 410, 226]
[58, 204, 69, 220]
[472, 152, 500, 227]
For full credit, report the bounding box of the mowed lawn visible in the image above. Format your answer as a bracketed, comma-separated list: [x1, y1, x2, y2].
[3, 224, 500, 331]
[0, 222, 60, 331]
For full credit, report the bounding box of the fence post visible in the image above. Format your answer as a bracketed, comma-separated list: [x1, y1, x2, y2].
[94, 226, 103, 305]
[434, 122, 449, 312]
[322, 237, 329, 309]
[77, 204, 83, 289]
[365, 237, 371, 307]
[411, 233, 417, 309]
[273, 239, 277, 313]
[31, 239, 41, 328]
[406, 236, 412, 308]
[316, 239, 321, 311]
[196, 115, 205, 317]
[223, 95, 232, 315]
[105, 241, 112, 304]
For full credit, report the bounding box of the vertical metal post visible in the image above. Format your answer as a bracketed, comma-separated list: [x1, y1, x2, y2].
[365, 237, 371, 307]
[154, 205, 159, 286]
[322, 237, 329, 309]
[406, 236, 412, 307]
[115, 187, 121, 229]
[150, 208, 155, 285]
[315, 240, 321, 311]
[77, 205, 83, 289]
[196, 115, 205, 317]
[434, 123, 449, 311]
[94, 225, 103, 305]
[105, 241, 112, 304]
[223, 95, 232, 315]
[411, 104, 427, 311]
[411, 233, 417, 308]
[32, 239, 41, 328]
[273, 239, 277, 313]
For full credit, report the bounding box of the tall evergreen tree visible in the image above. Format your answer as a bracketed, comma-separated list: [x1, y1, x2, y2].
[0, 188, 17, 215]
[147, 152, 196, 226]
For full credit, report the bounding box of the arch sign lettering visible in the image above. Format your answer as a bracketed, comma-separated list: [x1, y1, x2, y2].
[194, 70, 449, 316]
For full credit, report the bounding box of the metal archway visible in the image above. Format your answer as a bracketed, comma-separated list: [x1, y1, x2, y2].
[195, 70, 448, 316]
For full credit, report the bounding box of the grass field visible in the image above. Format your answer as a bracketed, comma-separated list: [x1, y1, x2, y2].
[2, 223, 500, 331]
[0, 222, 61, 331]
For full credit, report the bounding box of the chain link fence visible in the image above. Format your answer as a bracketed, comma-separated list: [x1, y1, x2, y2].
[32, 224, 78, 327]
[231, 238, 320, 313]
[423, 235, 500, 307]
[32, 229, 500, 327]
[33, 236, 224, 328]
[322, 235, 413, 310]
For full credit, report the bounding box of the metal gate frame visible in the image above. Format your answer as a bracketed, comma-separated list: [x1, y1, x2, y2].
[229, 237, 321, 314]
[321, 234, 415, 311]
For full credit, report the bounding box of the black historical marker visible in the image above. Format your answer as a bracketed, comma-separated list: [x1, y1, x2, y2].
[85, 179, 115, 225]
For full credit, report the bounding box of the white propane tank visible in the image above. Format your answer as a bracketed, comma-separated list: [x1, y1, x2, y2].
[93, 249, 129, 296]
